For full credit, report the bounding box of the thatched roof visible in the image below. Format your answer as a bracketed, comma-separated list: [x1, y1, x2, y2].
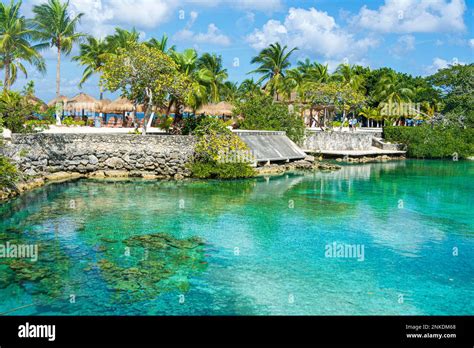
[103, 97, 139, 113]
[196, 102, 233, 116]
[26, 95, 48, 112]
[47, 95, 68, 107]
[97, 98, 112, 112]
[66, 93, 100, 111]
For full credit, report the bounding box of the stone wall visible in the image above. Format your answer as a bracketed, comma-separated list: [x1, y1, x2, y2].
[303, 130, 382, 151]
[2, 133, 196, 180]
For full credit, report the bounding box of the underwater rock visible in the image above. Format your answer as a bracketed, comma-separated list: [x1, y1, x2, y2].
[96, 233, 207, 303]
[124, 233, 205, 250]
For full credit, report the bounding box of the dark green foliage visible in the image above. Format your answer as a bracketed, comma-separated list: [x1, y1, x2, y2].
[190, 118, 255, 179]
[189, 162, 255, 179]
[384, 126, 474, 159]
[427, 64, 474, 128]
[0, 155, 18, 189]
[0, 91, 37, 133]
[233, 94, 305, 144]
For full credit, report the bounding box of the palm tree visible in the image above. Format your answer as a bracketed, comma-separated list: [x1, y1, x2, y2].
[238, 78, 262, 99]
[72, 36, 109, 99]
[105, 27, 140, 53]
[296, 59, 329, 83]
[146, 34, 175, 53]
[249, 42, 298, 100]
[374, 71, 414, 125]
[222, 81, 238, 103]
[334, 63, 364, 91]
[169, 48, 207, 117]
[359, 106, 382, 128]
[0, 0, 45, 90]
[32, 0, 84, 98]
[197, 53, 228, 103]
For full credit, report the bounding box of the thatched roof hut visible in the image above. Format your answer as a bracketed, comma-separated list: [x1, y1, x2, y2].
[196, 102, 233, 116]
[47, 95, 68, 107]
[102, 97, 146, 113]
[26, 95, 48, 112]
[97, 98, 112, 112]
[66, 93, 100, 111]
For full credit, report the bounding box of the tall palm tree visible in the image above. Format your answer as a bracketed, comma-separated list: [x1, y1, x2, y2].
[105, 27, 140, 53]
[374, 71, 414, 125]
[222, 81, 238, 103]
[0, 0, 45, 90]
[334, 63, 364, 91]
[146, 34, 175, 53]
[238, 78, 262, 98]
[169, 48, 207, 116]
[374, 71, 413, 105]
[296, 59, 329, 83]
[248, 42, 298, 100]
[72, 36, 109, 99]
[32, 0, 84, 98]
[197, 53, 228, 103]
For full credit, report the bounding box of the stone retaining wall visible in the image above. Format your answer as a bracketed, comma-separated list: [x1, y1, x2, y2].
[3, 133, 196, 180]
[303, 130, 382, 151]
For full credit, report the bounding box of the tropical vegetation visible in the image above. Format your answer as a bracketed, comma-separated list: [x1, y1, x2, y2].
[0, 0, 471, 159]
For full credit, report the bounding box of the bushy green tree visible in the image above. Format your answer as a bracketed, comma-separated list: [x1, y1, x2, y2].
[427, 64, 474, 128]
[0, 90, 37, 132]
[233, 94, 305, 144]
[100, 42, 189, 134]
[190, 118, 255, 179]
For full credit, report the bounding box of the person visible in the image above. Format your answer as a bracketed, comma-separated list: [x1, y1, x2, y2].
[348, 118, 353, 131]
[352, 118, 358, 131]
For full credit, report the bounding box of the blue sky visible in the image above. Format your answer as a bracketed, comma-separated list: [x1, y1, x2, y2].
[5, 0, 474, 102]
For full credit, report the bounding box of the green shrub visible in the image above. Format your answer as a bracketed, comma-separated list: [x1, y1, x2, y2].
[25, 119, 51, 132]
[63, 117, 85, 127]
[0, 91, 37, 133]
[384, 126, 474, 159]
[189, 162, 255, 179]
[190, 118, 255, 179]
[233, 94, 305, 144]
[0, 155, 18, 189]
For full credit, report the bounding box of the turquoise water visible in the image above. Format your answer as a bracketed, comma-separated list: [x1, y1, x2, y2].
[0, 160, 473, 315]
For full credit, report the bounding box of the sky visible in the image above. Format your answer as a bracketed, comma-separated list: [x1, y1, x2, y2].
[3, 0, 474, 102]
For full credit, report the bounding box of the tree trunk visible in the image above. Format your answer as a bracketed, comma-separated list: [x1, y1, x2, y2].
[56, 44, 61, 98]
[339, 109, 346, 132]
[4, 58, 10, 91]
[142, 88, 153, 135]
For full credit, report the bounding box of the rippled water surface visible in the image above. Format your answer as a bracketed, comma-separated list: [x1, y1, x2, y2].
[0, 160, 473, 315]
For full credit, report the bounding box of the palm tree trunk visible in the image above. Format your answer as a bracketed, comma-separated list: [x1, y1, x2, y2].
[56, 44, 61, 98]
[4, 58, 11, 91]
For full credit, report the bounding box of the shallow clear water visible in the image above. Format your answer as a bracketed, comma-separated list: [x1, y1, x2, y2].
[0, 160, 473, 315]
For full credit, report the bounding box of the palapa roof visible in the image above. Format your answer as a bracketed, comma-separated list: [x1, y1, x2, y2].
[97, 98, 112, 112]
[26, 95, 48, 112]
[66, 93, 100, 111]
[196, 102, 233, 116]
[102, 97, 143, 113]
[47, 95, 68, 107]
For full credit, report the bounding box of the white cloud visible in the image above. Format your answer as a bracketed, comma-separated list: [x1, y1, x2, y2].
[24, 0, 180, 37]
[247, 7, 379, 61]
[425, 57, 466, 74]
[469, 39, 474, 48]
[186, 0, 283, 12]
[390, 35, 416, 57]
[174, 24, 231, 46]
[353, 0, 466, 33]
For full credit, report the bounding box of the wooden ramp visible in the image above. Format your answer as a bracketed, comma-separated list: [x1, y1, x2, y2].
[233, 130, 306, 163]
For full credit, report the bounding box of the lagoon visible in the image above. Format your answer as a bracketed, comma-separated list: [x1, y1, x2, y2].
[0, 160, 473, 315]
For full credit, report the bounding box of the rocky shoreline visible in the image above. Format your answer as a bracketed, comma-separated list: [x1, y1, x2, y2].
[335, 154, 406, 163]
[255, 156, 341, 175]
